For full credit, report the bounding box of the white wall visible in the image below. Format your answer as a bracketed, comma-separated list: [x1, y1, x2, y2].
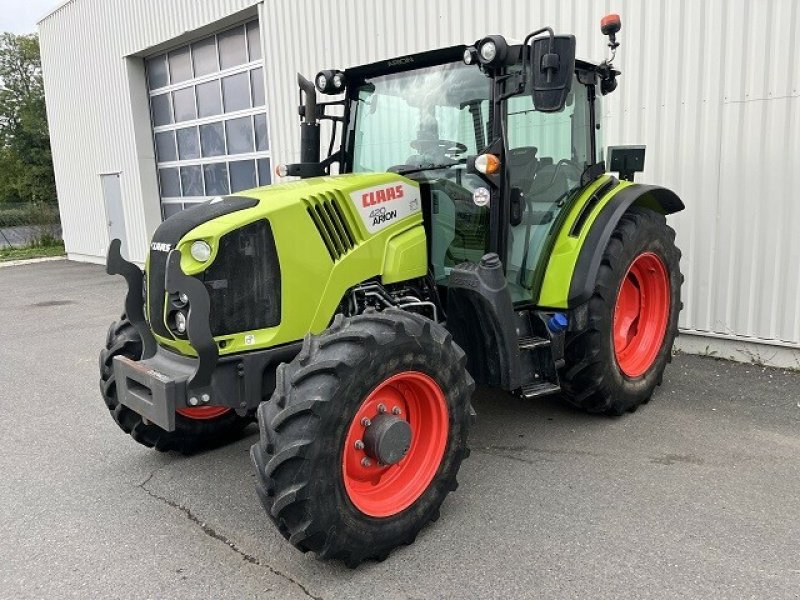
[39, 0, 261, 264]
[40, 0, 800, 365]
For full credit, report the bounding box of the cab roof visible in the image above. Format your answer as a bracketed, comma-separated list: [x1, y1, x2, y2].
[344, 42, 602, 84]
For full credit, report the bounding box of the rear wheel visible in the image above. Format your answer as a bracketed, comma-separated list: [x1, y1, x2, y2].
[251, 309, 474, 567]
[559, 207, 683, 415]
[99, 316, 251, 453]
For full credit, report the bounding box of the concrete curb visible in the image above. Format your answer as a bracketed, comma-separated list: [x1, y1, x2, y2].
[0, 255, 67, 269]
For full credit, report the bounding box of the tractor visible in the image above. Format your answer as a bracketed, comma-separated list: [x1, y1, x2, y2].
[100, 14, 683, 566]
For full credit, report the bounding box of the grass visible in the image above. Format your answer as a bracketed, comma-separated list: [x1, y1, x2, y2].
[0, 242, 65, 262]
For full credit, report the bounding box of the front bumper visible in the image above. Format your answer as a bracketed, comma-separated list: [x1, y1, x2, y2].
[112, 342, 300, 431]
[106, 239, 300, 431]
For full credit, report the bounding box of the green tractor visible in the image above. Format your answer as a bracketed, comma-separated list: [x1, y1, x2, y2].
[101, 14, 683, 565]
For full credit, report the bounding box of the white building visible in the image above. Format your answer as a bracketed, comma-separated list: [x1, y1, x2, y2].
[38, 0, 800, 367]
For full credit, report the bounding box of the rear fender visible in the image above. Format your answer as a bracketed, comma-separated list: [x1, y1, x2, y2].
[537, 181, 684, 308]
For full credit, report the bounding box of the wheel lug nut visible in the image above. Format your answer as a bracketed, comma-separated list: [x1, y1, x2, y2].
[392, 406, 401, 415]
[361, 457, 372, 467]
[377, 403, 386, 414]
[361, 417, 371, 427]
[354, 440, 364, 450]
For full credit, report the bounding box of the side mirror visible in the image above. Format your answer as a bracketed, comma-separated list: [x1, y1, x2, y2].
[530, 35, 576, 112]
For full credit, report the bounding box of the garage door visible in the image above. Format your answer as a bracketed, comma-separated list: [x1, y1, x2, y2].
[146, 19, 270, 219]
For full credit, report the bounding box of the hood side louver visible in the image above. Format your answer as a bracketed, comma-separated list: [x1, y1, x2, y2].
[305, 193, 358, 261]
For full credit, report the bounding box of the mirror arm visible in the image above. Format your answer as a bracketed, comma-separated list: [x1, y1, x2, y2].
[519, 26, 555, 94]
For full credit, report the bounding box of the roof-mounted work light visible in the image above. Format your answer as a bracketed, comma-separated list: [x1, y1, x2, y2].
[315, 69, 346, 94]
[476, 35, 508, 66]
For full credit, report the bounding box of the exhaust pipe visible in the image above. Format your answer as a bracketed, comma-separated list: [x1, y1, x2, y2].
[298, 74, 320, 164]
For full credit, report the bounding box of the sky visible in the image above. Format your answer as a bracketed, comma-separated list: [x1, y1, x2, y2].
[0, 0, 62, 34]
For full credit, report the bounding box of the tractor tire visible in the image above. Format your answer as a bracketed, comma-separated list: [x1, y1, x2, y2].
[559, 206, 683, 415]
[99, 315, 251, 453]
[250, 309, 474, 567]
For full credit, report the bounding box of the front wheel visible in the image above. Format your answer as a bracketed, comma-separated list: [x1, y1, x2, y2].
[559, 206, 683, 415]
[250, 309, 474, 567]
[99, 316, 251, 453]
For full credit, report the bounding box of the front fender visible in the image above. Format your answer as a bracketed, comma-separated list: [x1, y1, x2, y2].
[537, 181, 684, 309]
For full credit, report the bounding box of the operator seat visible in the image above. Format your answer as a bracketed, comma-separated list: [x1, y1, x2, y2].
[529, 158, 569, 205]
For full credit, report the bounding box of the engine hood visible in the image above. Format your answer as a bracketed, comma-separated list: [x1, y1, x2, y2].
[148, 172, 428, 355]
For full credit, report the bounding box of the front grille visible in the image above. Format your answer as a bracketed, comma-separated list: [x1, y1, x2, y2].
[146, 195, 259, 338]
[305, 193, 356, 261]
[200, 219, 281, 336]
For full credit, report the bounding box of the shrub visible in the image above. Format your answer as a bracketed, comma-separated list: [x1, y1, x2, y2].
[0, 202, 59, 227]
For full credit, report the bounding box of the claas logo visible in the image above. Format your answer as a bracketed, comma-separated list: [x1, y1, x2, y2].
[361, 184, 404, 208]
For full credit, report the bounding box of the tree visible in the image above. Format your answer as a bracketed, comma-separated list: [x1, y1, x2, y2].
[0, 33, 56, 205]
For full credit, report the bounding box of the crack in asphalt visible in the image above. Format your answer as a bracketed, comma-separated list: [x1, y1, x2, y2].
[136, 473, 322, 600]
[473, 444, 605, 465]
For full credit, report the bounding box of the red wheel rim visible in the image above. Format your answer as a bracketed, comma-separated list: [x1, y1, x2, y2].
[176, 406, 231, 420]
[613, 252, 671, 378]
[342, 371, 449, 518]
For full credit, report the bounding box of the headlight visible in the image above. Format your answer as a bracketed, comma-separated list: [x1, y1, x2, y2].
[174, 311, 187, 334]
[190, 240, 212, 262]
[315, 72, 329, 92]
[332, 72, 345, 89]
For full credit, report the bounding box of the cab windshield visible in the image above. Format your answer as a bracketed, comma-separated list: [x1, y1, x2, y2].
[348, 62, 491, 173]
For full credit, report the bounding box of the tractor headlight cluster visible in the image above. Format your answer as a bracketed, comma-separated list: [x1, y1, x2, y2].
[169, 292, 190, 337]
[315, 69, 346, 94]
[476, 35, 509, 66]
[174, 311, 187, 335]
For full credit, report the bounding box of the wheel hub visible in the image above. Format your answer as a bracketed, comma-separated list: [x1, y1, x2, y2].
[613, 251, 670, 377]
[363, 414, 412, 465]
[342, 371, 449, 518]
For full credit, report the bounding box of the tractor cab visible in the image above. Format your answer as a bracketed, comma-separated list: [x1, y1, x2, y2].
[286, 31, 616, 307]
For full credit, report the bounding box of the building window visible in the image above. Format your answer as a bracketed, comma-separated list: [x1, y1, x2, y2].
[146, 19, 270, 219]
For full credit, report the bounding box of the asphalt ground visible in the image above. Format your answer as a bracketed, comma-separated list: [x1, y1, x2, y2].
[1, 260, 799, 599]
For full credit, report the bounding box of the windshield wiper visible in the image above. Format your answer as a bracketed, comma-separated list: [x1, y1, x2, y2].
[392, 159, 466, 175]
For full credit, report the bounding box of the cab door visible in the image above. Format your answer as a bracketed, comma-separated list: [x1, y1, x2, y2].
[503, 77, 593, 303]
[428, 100, 492, 283]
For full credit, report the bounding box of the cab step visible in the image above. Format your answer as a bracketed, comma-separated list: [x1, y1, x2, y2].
[518, 336, 550, 350]
[519, 381, 562, 399]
